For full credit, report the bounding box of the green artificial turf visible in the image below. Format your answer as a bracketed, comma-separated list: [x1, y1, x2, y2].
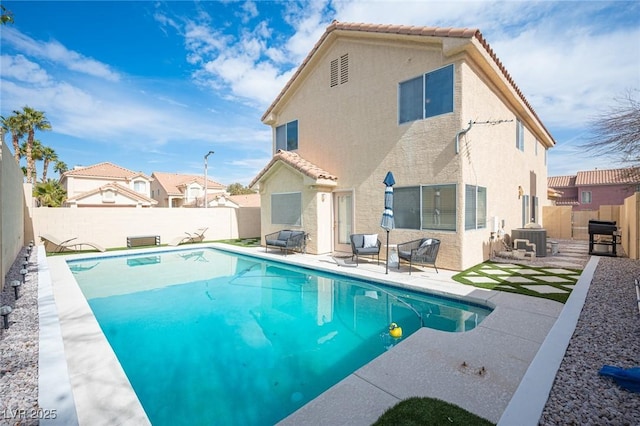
[452, 261, 582, 303]
[373, 397, 494, 426]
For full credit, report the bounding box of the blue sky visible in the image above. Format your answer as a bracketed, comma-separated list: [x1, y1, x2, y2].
[1, 1, 639, 185]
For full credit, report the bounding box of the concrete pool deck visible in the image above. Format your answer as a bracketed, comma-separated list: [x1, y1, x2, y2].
[39, 242, 594, 425]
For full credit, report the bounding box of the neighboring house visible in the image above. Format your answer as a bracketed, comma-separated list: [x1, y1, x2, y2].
[61, 162, 157, 208]
[250, 21, 555, 271]
[548, 167, 640, 211]
[210, 193, 261, 208]
[151, 172, 226, 208]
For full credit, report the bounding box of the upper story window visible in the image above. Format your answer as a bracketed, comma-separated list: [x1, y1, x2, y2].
[188, 185, 201, 201]
[516, 119, 524, 151]
[398, 64, 454, 124]
[581, 191, 592, 204]
[276, 120, 298, 151]
[133, 180, 146, 193]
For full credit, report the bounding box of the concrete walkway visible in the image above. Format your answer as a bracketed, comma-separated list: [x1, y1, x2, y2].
[40, 240, 592, 425]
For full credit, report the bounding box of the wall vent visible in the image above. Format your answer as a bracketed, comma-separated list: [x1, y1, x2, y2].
[340, 53, 348, 84]
[330, 59, 339, 87]
[330, 54, 349, 87]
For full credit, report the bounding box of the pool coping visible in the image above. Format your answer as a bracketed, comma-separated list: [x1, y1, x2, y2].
[39, 243, 592, 425]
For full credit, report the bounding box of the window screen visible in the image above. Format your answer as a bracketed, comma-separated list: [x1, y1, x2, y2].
[399, 76, 423, 124]
[271, 192, 302, 226]
[393, 186, 421, 229]
[422, 185, 456, 231]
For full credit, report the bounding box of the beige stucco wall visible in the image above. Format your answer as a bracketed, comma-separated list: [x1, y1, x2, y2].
[257, 163, 312, 248]
[30, 207, 260, 250]
[262, 33, 552, 270]
[0, 140, 26, 291]
[457, 60, 550, 268]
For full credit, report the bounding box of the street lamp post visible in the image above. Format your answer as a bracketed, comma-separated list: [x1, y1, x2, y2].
[204, 150, 214, 208]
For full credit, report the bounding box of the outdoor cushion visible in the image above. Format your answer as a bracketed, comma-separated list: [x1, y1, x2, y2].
[278, 230, 293, 241]
[351, 234, 365, 248]
[363, 234, 378, 248]
[357, 246, 380, 255]
[266, 239, 287, 247]
[420, 238, 433, 248]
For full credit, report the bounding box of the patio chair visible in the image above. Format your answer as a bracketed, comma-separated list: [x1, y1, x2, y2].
[40, 234, 106, 253]
[264, 230, 306, 256]
[349, 234, 381, 265]
[168, 227, 208, 246]
[397, 237, 440, 274]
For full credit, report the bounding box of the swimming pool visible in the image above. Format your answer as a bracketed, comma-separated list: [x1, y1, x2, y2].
[67, 247, 492, 425]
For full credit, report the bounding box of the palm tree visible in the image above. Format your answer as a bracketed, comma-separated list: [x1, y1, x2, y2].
[54, 160, 68, 178]
[20, 106, 51, 184]
[40, 145, 58, 182]
[20, 139, 43, 182]
[33, 179, 66, 207]
[1, 112, 26, 162]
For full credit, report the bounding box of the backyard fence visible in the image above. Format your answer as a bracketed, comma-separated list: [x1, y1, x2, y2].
[543, 194, 639, 260]
[28, 206, 261, 251]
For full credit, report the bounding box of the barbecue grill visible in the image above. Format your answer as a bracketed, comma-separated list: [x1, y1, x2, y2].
[588, 220, 618, 256]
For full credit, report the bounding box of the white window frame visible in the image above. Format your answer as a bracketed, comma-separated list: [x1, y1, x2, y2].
[398, 64, 454, 124]
[275, 120, 298, 152]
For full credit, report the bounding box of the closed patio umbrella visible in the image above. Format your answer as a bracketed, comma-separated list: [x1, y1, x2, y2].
[380, 171, 395, 274]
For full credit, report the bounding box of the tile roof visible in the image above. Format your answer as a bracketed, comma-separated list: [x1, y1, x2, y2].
[249, 150, 338, 188]
[555, 197, 580, 206]
[575, 167, 640, 186]
[262, 20, 547, 139]
[66, 182, 157, 205]
[62, 162, 151, 181]
[548, 175, 576, 188]
[549, 167, 640, 188]
[152, 172, 225, 196]
[227, 193, 261, 208]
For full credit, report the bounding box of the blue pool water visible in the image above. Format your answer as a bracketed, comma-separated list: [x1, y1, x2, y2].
[68, 248, 491, 425]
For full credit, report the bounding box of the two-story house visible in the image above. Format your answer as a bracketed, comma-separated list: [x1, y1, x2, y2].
[61, 162, 157, 207]
[151, 172, 226, 208]
[250, 21, 555, 270]
[548, 167, 640, 211]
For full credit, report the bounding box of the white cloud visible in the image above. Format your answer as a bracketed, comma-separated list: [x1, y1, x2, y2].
[1, 27, 120, 81]
[0, 54, 50, 85]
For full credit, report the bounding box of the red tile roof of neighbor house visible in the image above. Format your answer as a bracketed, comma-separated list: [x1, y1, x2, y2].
[575, 167, 640, 186]
[262, 21, 548, 140]
[249, 150, 338, 188]
[555, 197, 580, 206]
[62, 162, 152, 180]
[228, 193, 261, 207]
[549, 167, 640, 188]
[152, 172, 225, 196]
[548, 175, 577, 188]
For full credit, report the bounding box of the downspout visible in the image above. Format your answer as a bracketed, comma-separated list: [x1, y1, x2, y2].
[455, 120, 474, 154]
